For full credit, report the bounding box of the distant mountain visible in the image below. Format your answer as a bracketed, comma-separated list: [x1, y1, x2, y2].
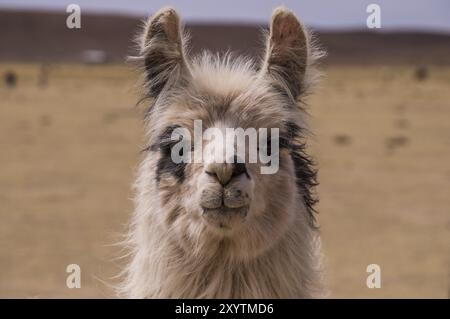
[1, 10, 450, 65]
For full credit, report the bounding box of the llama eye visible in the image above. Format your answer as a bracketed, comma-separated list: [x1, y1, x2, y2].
[155, 125, 183, 152]
[258, 136, 272, 156]
[267, 137, 272, 156]
[159, 136, 193, 162]
[159, 137, 182, 151]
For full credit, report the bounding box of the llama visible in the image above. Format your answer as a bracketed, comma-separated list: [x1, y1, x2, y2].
[120, 6, 325, 298]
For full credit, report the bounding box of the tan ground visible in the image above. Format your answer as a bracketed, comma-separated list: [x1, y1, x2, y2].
[0, 63, 449, 298]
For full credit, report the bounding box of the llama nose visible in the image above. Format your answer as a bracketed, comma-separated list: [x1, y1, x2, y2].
[205, 161, 247, 185]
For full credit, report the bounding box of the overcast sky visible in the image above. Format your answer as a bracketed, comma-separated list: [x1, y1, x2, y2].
[1, 0, 449, 32]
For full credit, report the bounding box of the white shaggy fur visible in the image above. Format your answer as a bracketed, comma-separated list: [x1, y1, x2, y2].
[119, 6, 326, 298]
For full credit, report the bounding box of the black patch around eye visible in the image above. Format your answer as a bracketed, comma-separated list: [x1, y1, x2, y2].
[156, 154, 186, 183]
[150, 125, 187, 184]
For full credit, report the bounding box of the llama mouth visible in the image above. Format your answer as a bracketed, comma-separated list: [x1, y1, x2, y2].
[201, 206, 249, 231]
[202, 205, 249, 216]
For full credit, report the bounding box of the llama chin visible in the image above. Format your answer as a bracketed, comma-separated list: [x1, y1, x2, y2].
[119, 6, 326, 299]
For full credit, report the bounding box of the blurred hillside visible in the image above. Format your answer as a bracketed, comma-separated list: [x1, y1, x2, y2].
[1, 10, 450, 65]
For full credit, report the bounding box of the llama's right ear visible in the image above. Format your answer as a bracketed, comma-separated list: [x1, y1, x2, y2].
[139, 7, 190, 97]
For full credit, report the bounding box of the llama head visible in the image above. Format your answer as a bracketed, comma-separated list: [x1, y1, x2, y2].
[133, 7, 320, 261]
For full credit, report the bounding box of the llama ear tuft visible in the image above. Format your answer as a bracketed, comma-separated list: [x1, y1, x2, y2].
[261, 7, 309, 100]
[139, 7, 189, 97]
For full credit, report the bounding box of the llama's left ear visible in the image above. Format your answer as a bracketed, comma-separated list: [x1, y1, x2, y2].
[261, 7, 309, 100]
[138, 7, 190, 97]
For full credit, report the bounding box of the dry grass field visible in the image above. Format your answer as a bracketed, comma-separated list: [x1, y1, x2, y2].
[0, 63, 449, 298]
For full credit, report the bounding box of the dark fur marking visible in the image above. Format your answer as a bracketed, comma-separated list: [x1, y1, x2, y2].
[151, 125, 187, 183]
[283, 121, 318, 227]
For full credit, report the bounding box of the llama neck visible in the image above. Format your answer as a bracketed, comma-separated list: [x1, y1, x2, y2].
[127, 217, 322, 298]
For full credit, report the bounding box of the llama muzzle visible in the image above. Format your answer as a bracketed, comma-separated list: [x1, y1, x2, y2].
[199, 161, 252, 231]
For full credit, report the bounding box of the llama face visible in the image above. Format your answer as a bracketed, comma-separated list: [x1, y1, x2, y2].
[155, 83, 292, 237]
[135, 7, 318, 261]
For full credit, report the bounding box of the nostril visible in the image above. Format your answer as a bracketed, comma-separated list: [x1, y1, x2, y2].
[232, 162, 247, 178]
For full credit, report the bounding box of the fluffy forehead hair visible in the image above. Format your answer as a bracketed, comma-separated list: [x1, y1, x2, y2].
[189, 53, 259, 97]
